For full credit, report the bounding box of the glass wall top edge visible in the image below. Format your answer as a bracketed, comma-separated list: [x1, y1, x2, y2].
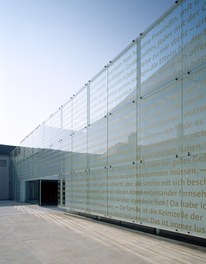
[90, 42, 137, 83]
[20, 123, 43, 145]
[137, 1, 178, 39]
[90, 2, 176, 81]
[42, 105, 62, 124]
[60, 83, 88, 110]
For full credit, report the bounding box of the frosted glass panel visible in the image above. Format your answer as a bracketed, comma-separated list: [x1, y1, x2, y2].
[72, 87, 87, 131]
[139, 81, 182, 161]
[108, 102, 136, 166]
[108, 44, 137, 112]
[88, 117, 107, 169]
[89, 169, 107, 216]
[138, 158, 183, 231]
[182, 66, 206, 155]
[90, 71, 107, 124]
[72, 128, 87, 172]
[182, 0, 206, 70]
[107, 164, 137, 222]
[141, 4, 182, 96]
[181, 65, 206, 236]
[70, 171, 89, 212]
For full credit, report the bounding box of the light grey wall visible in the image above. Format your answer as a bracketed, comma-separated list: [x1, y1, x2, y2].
[0, 155, 9, 200]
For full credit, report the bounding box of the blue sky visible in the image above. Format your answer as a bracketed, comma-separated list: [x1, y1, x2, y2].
[0, 0, 174, 146]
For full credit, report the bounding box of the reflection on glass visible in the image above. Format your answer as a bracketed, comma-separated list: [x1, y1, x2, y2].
[108, 44, 137, 111]
[10, 0, 206, 239]
[141, 4, 182, 95]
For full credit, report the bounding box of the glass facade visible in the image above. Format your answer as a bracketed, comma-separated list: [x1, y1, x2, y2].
[11, 0, 206, 238]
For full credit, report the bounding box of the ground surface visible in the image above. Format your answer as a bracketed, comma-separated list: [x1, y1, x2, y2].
[0, 200, 206, 264]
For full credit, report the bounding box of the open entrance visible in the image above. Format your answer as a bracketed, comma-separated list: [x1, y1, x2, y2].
[26, 180, 58, 205]
[40, 180, 58, 206]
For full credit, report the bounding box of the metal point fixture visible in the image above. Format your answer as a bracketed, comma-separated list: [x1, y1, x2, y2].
[175, 77, 178, 81]
[132, 40, 135, 42]
[187, 71, 190, 74]
[140, 33, 143, 36]
[176, 154, 178, 158]
[188, 152, 190, 156]
[175, 0, 178, 4]
[140, 96, 143, 99]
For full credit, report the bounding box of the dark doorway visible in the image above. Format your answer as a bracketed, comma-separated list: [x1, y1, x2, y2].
[40, 180, 58, 205]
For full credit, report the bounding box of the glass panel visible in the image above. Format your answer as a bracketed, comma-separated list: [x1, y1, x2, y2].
[46, 109, 62, 150]
[138, 158, 183, 232]
[107, 164, 137, 222]
[90, 70, 107, 124]
[182, 66, 206, 156]
[61, 101, 72, 174]
[138, 81, 182, 231]
[108, 43, 137, 112]
[139, 81, 182, 161]
[70, 171, 89, 212]
[72, 87, 87, 131]
[89, 168, 107, 216]
[62, 101, 72, 131]
[181, 65, 206, 237]
[33, 152, 43, 179]
[182, 0, 206, 71]
[43, 122, 51, 149]
[108, 102, 136, 166]
[72, 128, 87, 172]
[140, 4, 182, 96]
[65, 175, 72, 209]
[180, 153, 206, 237]
[88, 117, 107, 169]
[43, 148, 60, 177]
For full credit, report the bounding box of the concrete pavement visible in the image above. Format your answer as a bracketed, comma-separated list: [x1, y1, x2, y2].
[0, 200, 206, 264]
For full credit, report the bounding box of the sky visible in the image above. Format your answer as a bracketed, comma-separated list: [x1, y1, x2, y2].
[0, 0, 174, 146]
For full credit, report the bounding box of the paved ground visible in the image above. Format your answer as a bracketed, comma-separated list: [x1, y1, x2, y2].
[0, 201, 206, 264]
